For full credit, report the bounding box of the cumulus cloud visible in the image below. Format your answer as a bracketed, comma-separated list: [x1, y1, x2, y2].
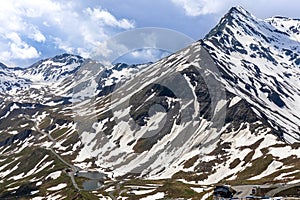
[5, 32, 40, 60]
[86, 8, 135, 29]
[28, 26, 46, 42]
[10, 43, 40, 60]
[52, 37, 74, 54]
[0, 0, 135, 67]
[170, 0, 232, 16]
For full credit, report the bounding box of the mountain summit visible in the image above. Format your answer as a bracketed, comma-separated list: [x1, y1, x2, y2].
[203, 6, 300, 143]
[0, 7, 299, 199]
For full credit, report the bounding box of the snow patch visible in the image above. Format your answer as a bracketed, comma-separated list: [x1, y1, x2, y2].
[140, 192, 165, 200]
[47, 183, 67, 191]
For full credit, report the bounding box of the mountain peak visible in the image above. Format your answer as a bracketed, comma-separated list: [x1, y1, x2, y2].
[228, 6, 250, 16]
[204, 6, 256, 40]
[50, 53, 82, 60]
[47, 53, 84, 65]
[225, 6, 255, 21]
[202, 6, 300, 143]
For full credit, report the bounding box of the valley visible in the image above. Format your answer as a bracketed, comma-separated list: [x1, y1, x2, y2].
[0, 6, 299, 200]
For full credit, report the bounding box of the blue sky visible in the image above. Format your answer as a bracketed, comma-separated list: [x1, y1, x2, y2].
[0, 0, 299, 67]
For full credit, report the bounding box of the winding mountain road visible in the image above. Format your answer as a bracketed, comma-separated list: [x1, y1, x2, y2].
[24, 115, 81, 191]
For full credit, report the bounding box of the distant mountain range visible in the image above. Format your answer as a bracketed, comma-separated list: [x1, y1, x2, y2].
[0, 6, 299, 200]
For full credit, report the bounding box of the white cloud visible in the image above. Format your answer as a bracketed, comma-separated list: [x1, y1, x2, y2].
[77, 48, 90, 58]
[6, 32, 23, 45]
[171, 0, 230, 16]
[28, 26, 46, 42]
[91, 41, 113, 59]
[10, 43, 40, 60]
[2, 32, 40, 60]
[53, 37, 74, 54]
[0, 0, 58, 65]
[0, 0, 135, 67]
[86, 8, 135, 29]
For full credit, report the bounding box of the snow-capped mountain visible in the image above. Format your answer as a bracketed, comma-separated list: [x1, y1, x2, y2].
[17, 54, 85, 82]
[0, 63, 30, 92]
[202, 6, 300, 143]
[0, 6, 299, 200]
[266, 16, 300, 42]
[0, 54, 85, 94]
[0, 54, 147, 104]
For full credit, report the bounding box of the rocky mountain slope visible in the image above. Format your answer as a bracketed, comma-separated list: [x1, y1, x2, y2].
[0, 6, 299, 200]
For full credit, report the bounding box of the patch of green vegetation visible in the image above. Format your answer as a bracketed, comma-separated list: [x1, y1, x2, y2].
[97, 178, 215, 200]
[172, 170, 208, 182]
[225, 154, 289, 185]
[0, 147, 49, 178]
[0, 182, 38, 199]
[38, 173, 72, 195]
[0, 145, 76, 197]
[280, 155, 300, 167]
[61, 131, 79, 148]
[205, 194, 214, 200]
[51, 127, 69, 140]
[123, 178, 164, 186]
[79, 191, 101, 200]
[38, 117, 52, 130]
[236, 154, 273, 182]
[156, 181, 199, 198]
